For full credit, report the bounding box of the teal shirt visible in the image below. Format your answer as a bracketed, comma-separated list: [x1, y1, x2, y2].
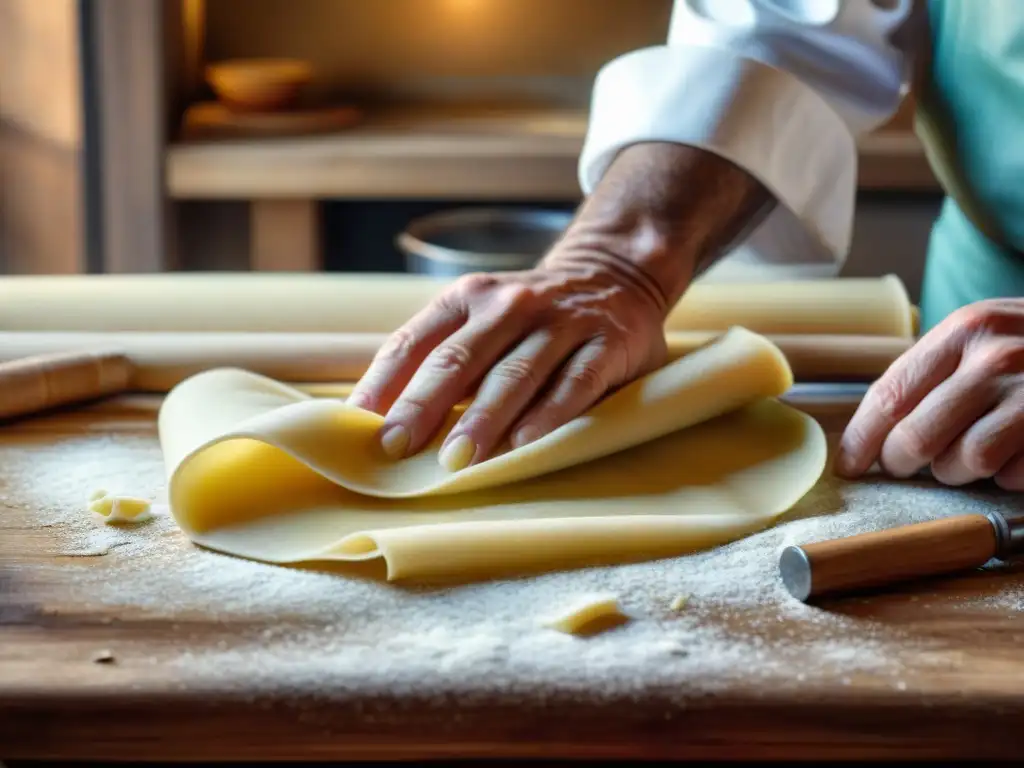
[920, 0, 1024, 330]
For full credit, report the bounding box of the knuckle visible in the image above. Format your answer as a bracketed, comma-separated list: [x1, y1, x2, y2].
[961, 442, 1003, 478]
[971, 340, 1024, 377]
[375, 327, 418, 362]
[432, 291, 462, 318]
[868, 377, 912, 423]
[952, 301, 999, 334]
[427, 341, 475, 375]
[565, 362, 607, 396]
[961, 428, 1011, 478]
[887, 421, 935, 467]
[454, 407, 498, 437]
[391, 392, 433, 422]
[490, 357, 540, 389]
[346, 386, 379, 412]
[496, 283, 536, 313]
[952, 299, 1024, 337]
[456, 272, 499, 297]
[541, 320, 580, 345]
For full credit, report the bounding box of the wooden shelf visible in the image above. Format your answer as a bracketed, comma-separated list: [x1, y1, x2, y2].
[166, 105, 586, 200]
[165, 105, 939, 201]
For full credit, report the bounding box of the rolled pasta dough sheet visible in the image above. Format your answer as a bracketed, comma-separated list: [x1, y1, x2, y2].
[0, 272, 914, 337]
[158, 328, 827, 581]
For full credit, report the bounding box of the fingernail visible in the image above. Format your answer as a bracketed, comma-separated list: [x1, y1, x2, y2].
[512, 425, 542, 448]
[380, 424, 409, 459]
[439, 434, 476, 472]
[348, 393, 369, 410]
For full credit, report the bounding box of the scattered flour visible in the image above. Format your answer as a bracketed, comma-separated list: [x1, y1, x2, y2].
[6, 428, 1024, 703]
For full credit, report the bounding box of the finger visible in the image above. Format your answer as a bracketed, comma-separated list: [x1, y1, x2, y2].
[438, 328, 583, 468]
[995, 450, 1024, 491]
[835, 324, 967, 478]
[878, 367, 1001, 478]
[384, 307, 531, 461]
[932, 392, 1024, 486]
[348, 297, 466, 415]
[510, 337, 624, 445]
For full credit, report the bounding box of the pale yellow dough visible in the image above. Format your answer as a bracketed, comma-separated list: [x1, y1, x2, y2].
[544, 595, 628, 635]
[158, 328, 827, 581]
[669, 595, 690, 612]
[89, 491, 153, 524]
[0, 273, 914, 336]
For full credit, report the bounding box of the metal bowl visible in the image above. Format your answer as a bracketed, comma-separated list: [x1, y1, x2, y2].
[396, 207, 574, 277]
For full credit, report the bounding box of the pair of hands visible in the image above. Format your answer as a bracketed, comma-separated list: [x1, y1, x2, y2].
[349, 257, 1023, 490]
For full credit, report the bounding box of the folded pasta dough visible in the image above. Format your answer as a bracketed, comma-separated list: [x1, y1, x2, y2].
[159, 327, 828, 580]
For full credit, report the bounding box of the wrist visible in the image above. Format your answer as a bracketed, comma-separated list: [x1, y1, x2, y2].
[548, 142, 772, 310]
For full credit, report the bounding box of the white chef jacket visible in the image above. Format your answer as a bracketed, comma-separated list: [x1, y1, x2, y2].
[579, 0, 921, 281]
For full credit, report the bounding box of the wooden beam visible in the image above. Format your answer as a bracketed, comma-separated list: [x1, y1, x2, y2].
[86, 0, 171, 272]
[0, 0, 86, 274]
[0, 124, 85, 274]
[0, 0, 82, 147]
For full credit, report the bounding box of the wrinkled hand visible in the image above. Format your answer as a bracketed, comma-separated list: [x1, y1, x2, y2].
[348, 255, 670, 471]
[836, 298, 1024, 489]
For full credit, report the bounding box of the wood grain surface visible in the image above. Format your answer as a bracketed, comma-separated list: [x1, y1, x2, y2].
[2, 389, 1023, 762]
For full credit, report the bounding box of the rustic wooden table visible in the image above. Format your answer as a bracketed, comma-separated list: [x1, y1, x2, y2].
[2, 389, 1023, 762]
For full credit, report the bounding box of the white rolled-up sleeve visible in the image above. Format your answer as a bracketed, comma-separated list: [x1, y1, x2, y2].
[579, 0, 921, 281]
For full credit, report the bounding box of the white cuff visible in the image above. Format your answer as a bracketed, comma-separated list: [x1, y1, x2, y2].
[579, 45, 858, 271]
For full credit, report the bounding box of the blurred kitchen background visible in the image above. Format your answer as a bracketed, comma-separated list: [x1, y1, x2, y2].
[1, 0, 941, 301]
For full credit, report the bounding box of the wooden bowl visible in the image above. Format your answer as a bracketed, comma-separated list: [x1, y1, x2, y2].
[205, 58, 313, 113]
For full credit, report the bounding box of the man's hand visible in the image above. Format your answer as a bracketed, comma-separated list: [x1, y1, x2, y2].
[348, 142, 771, 471]
[347, 255, 669, 471]
[835, 298, 1024, 489]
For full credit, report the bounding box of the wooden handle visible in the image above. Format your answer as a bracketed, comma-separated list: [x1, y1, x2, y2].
[780, 514, 999, 602]
[0, 332, 912, 392]
[0, 350, 133, 421]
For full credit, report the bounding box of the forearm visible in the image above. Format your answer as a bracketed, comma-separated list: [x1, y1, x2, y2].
[574, 1, 924, 289]
[547, 142, 772, 312]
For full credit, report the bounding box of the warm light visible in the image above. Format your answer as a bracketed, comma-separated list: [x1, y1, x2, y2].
[183, 0, 206, 92]
[440, 0, 488, 14]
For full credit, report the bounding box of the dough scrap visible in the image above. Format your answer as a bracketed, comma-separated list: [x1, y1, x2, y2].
[545, 595, 629, 636]
[89, 492, 153, 524]
[669, 595, 689, 612]
[158, 327, 828, 581]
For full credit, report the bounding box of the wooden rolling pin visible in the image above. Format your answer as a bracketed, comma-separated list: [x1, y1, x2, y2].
[779, 511, 1024, 602]
[0, 350, 133, 421]
[0, 332, 912, 392]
